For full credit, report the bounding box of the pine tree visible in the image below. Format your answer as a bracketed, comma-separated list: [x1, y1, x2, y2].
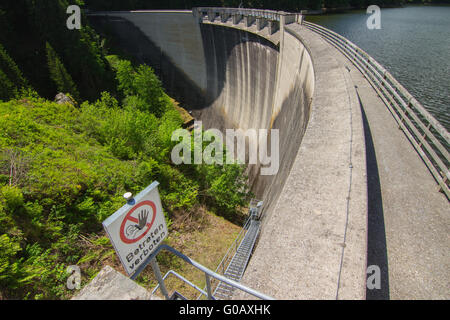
[0, 42, 30, 100]
[45, 42, 80, 101]
[0, 68, 16, 100]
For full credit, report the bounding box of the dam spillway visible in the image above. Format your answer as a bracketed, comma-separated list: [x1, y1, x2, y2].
[88, 9, 450, 300]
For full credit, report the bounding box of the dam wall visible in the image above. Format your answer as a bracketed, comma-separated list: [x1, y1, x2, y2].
[88, 11, 315, 214]
[89, 12, 208, 108]
[196, 23, 279, 132]
[251, 26, 315, 216]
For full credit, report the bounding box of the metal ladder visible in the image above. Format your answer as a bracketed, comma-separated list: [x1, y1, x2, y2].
[153, 199, 265, 300]
[213, 218, 261, 300]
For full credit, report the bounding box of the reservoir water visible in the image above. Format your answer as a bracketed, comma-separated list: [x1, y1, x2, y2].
[307, 5, 450, 131]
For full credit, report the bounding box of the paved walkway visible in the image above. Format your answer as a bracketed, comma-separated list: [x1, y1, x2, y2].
[237, 24, 368, 300]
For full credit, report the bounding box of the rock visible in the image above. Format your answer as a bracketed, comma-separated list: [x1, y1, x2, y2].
[55, 93, 74, 105]
[72, 266, 160, 300]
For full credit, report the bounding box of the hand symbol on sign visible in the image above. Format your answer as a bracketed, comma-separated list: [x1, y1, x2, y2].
[135, 209, 149, 230]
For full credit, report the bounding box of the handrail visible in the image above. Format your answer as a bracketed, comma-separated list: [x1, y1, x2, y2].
[152, 270, 209, 299]
[302, 21, 450, 199]
[215, 215, 252, 273]
[132, 244, 274, 300]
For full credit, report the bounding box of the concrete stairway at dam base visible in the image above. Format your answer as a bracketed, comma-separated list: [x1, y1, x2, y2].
[87, 10, 449, 300]
[330, 48, 450, 300]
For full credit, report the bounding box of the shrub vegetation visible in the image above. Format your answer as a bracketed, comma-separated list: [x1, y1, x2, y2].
[0, 0, 251, 300]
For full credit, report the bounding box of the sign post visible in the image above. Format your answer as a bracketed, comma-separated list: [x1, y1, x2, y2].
[149, 257, 170, 299]
[102, 182, 168, 282]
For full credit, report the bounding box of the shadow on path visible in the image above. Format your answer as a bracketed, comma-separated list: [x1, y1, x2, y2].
[359, 93, 390, 300]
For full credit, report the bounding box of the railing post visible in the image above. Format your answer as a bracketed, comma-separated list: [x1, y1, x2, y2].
[304, 21, 450, 199]
[407, 97, 412, 109]
[233, 13, 243, 24]
[256, 17, 267, 31]
[150, 257, 170, 300]
[279, 13, 286, 35]
[245, 14, 256, 27]
[419, 123, 432, 148]
[205, 273, 213, 300]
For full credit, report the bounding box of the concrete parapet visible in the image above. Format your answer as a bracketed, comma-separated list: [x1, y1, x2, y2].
[256, 17, 267, 31]
[245, 15, 256, 27]
[237, 24, 368, 300]
[207, 10, 216, 22]
[284, 13, 297, 24]
[88, 9, 367, 300]
[193, 7, 304, 36]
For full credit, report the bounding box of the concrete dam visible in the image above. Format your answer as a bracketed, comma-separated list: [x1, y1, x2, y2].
[87, 8, 450, 300]
[89, 10, 315, 215]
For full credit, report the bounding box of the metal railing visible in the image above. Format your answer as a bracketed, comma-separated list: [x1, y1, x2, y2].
[194, 7, 281, 22]
[302, 21, 450, 199]
[134, 244, 273, 300]
[196, 214, 251, 299]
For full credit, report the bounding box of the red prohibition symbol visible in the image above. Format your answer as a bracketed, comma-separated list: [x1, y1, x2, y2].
[120, 200, 157, 244]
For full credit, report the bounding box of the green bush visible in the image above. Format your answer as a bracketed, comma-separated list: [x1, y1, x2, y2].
[0, 1, 251, 300]
[0, 72, 250, 298]
[1, 186, 24, 212]
[112, 57, 171, 117]
[46, 42, 80, 101]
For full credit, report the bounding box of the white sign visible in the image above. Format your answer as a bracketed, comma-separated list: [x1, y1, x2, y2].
[102, 181, 168, 276]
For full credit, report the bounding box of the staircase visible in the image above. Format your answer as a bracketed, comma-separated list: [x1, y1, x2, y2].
[154, 199, 265, 300]
[213, 219, 261, 300]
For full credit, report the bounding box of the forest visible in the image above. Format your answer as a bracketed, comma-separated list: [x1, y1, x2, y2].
[84, 0, 450, 11]
[0, 0, 249, 299]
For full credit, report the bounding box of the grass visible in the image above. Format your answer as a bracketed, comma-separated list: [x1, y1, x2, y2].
[160, 209, 242, 299]
[72, 205, 242, 300]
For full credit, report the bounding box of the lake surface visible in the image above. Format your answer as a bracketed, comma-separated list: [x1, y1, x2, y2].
[307, 5, 450, 131]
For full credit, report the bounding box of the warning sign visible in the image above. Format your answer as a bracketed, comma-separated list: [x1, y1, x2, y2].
[102, 182, 168, 276]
